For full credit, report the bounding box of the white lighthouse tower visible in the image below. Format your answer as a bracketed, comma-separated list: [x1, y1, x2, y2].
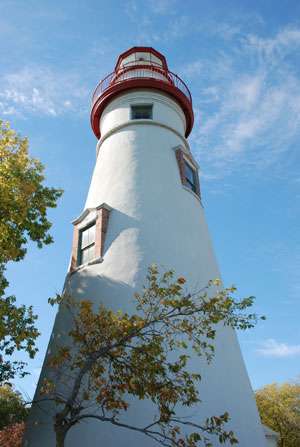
[25, 47, 268, 446]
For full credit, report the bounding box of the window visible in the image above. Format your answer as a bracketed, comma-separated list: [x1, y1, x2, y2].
[79, 222, 95, 265]
[70, 203, 112, 273]
[175, 147, 201, 199]
[131, 104, 153, 120]
[184, 161, 197, 194]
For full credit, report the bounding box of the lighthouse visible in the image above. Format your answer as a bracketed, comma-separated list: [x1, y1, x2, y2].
[25, 47, 268, 446]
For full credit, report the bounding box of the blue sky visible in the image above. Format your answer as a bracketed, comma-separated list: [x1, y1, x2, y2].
[1, 0, 300, 399]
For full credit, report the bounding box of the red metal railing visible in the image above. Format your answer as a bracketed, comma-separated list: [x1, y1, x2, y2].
[91, 64, 192, 108]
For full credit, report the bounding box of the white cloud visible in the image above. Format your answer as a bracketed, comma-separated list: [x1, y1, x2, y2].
[0, 66, 88, 117]
[212, 22, 241, 40]
[188, 26, 300, 178]
[126, 0, 177, 18]
[246, 27, 300, 62]
[199, 86, 220, 104]
[181, 61, 203, 78]
[124, 0, 190, 44]
[148, 0, 177, 15]
[257, 339, 300, 357]
[141, 15, 191, 44]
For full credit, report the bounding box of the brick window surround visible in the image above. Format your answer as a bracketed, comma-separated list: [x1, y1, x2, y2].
[70, 203, 111, 272]
[175, 147, 201, 198]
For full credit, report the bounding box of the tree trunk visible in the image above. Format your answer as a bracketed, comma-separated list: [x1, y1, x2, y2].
[55, 426, 67, 447]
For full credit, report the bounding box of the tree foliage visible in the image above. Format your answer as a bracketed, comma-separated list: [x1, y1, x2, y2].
[0, 384, 28, 430]
[41, 265, 263, 447]
[0, 120, 63, 382]
[0, 422, 25, 447]
[0, 265, 38, 383]
[256, 382, 300, 447]
[0, 119, 62, 265]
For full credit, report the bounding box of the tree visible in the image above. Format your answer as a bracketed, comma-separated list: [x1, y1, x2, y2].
[0, 384, 28, 430]
[0, 120, 62, 265]
[256, 382, 300, 447]
[0, 422, 25, 447]
[0, 384, 28, 447]
[40, 265, 263, 447]
[0, 265, 39, 383]
[0, 119, 63, 382]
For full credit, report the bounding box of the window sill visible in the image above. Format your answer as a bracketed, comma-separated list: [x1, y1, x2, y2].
[70, 256, 103, 274]
[182, 185, 203, 206]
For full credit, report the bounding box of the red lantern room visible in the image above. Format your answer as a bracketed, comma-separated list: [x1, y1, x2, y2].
[90, 47, 194, 139]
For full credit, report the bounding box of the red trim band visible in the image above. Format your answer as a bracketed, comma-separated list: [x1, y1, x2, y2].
[90, 78, 194, 139]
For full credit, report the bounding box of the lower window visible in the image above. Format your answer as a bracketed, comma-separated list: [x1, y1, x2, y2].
[79, 222, 95, 265]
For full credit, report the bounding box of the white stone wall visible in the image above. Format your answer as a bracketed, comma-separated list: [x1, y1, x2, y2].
[263, 425, 279, 447]
[98, 90, 186, 141]
[25, 89, 267, 447]
[265, 436, 279, 447]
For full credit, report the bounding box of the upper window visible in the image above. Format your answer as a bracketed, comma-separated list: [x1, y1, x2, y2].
[184, 161, 197, 194]
[79, 222, 95, 265]
[131, 104, 153, 120]
[175, 148, 201, 199]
